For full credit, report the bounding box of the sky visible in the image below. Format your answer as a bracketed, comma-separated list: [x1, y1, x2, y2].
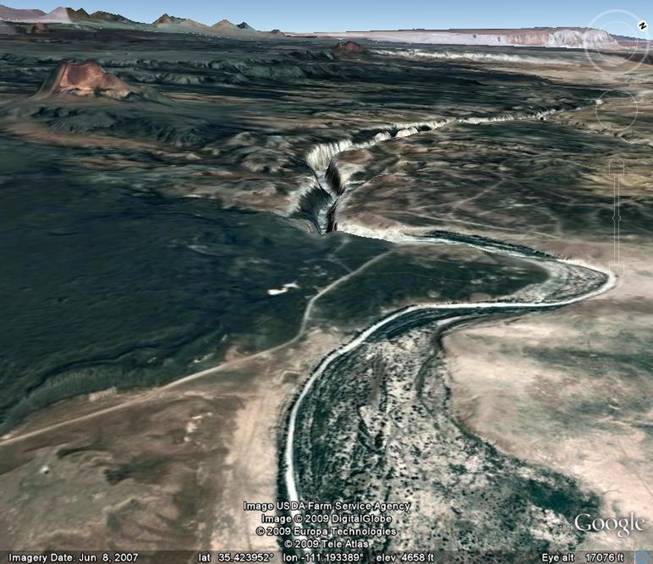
[5, 0, 651, 34]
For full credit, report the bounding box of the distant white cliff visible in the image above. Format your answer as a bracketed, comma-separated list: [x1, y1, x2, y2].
[306, 27, 623, 50]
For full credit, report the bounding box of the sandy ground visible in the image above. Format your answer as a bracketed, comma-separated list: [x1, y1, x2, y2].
[446, 240, 653, 550]
[0, 317, 344, 550]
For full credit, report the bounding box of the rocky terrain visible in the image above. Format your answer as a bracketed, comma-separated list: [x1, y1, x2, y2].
[0, 20, 650, 559]
[309, 44, 653, 557]
[292, 316, 601, 558]
[35, 60, 136, 99]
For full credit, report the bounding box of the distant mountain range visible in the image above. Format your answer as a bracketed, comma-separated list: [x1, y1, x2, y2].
[0, 3, 647, 49]
[0, 3, 260, 35]
[0, 4, 45, 19]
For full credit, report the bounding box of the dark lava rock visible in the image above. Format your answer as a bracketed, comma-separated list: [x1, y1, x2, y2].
[28, 23, 48, 34]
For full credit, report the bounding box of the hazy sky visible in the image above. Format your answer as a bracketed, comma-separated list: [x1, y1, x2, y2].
[6, 0, 651, 34]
